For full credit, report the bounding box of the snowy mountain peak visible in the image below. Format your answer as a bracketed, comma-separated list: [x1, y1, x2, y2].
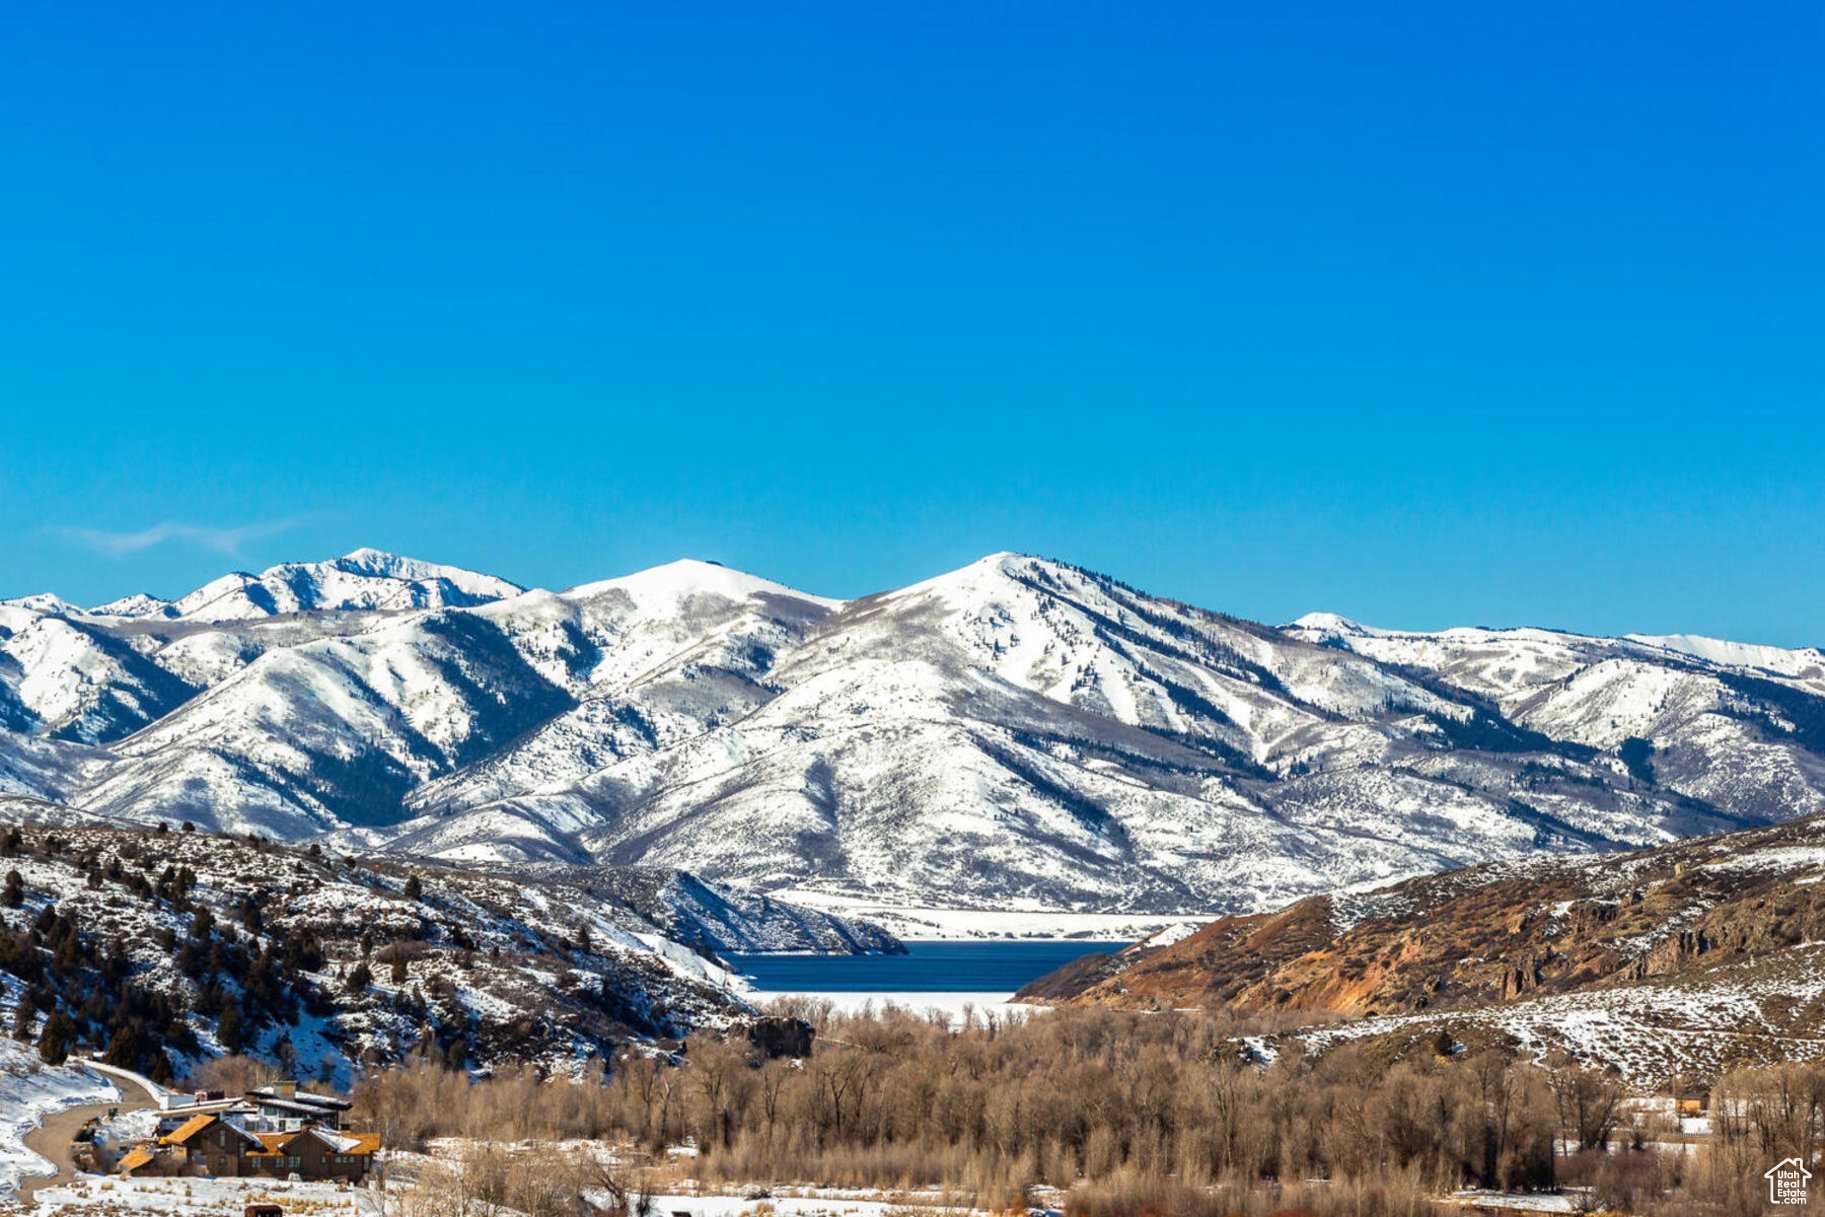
[157, 551, 525, 621]
[1287, 611, 1374, 636]
[328, 547, 515, 592]
[565, 558, 841, 611]
[880, 550, 1045, 605]
[88, 592, 180, 619]
[0, 592, 84, 616]
[335, 546, 432, 576]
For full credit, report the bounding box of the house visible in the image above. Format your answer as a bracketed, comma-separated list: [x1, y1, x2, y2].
[156, 1079, 351, 1134]
[256, 1127, 382, 1182]
[165, 1113, 273, 1177]
[153, 1113, 378, 1182]
[1765, 1157, 1812, 1206]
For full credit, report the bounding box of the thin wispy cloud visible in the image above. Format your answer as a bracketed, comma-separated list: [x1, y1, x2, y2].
[52, 519, 302, 559]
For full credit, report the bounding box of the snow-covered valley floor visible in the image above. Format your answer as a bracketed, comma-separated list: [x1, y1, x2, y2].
[748, 989, 1040, 1025]
[22, 1175, 380, 1217]
[769, 894, 1202, 942]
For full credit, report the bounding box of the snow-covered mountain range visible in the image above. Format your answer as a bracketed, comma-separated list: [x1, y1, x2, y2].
[4, 549, 1822, 915]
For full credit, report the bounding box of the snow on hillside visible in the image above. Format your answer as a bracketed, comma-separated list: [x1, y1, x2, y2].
[388, 555, 1784, 910]
[1627, 632, 1825, 682]
[0, 1037, 119, 1195]
[1284, 612, 1825, 825]
[1298, 941, 1825, 1085]
[0, 594, 86, 617]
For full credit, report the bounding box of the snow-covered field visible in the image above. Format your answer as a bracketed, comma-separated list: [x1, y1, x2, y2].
[771, 895, 1201, 943]
[0, 1039, 120, 1196]
[636, 1191, 998, 1217]
[748, 989, 1041, 1025]
[1438, 1189, 1589, 1213]
[27, 1174, 381, 1216]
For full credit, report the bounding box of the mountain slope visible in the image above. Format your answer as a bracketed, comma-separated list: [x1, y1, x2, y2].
[1284, 613, 1825, 825]
[0, 608, 200, 743]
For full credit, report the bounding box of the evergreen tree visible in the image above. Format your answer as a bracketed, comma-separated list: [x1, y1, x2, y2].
[103, 1022, 144, 1070]
[346, 960, 374, 993]
[403, 874, 423, 901]
[2, 869, 23, 908]
[38, 1009, 76, 1065]
[216, 1003, 247, 1053]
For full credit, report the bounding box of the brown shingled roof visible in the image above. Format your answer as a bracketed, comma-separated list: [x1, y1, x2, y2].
[118, 1147, 156, 1172]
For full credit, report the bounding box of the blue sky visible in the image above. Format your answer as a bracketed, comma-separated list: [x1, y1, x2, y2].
[2, 3, 1819, 644]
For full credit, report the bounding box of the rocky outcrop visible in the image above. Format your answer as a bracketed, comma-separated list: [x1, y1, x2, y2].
[1021, 813, 1825, 1027]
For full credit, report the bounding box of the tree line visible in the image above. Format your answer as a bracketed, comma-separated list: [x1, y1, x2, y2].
[342, 1002, 1825, 1217]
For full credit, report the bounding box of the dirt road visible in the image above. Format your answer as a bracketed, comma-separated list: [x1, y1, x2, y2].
[16, 1066, 159, 1207]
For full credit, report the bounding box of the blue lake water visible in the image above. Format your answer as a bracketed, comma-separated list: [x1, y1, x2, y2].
[727, 940, 1125, 993]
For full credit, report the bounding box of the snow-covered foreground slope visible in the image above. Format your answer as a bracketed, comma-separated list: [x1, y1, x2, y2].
[0, 1037, 120, 1194]
[0, 826, 897, 1084]
[4, 549, 1824, 916]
